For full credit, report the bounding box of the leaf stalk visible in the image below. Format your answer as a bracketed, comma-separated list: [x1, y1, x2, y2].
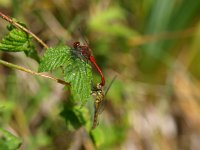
[0, 59, 70, 86]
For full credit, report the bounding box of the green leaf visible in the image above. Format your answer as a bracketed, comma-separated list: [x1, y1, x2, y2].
[0, 28, 31, 52]
[90, 125, 126, 149]
[39, 44, 93, 103]
[0, 128, 22, 150]
[24, 47, 40, 62]
[38, 45, 71, 72]
[64, 57, 92, 104]
[0, 24, 40, 62]
[60, 101, 87, 130]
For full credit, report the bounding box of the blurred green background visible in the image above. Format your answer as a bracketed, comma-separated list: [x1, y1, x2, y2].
[1, 0, 200, 149]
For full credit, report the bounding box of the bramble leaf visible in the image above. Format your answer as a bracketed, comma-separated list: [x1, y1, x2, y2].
[0, 128, 22, 150]
[0, 24, 40, 62]
[0, 29, 30, 52]
[38, 45, 71, 72]
[64, 57, 92, 104]
[60, 101, 87, 130]
[39, 45, 93, 103]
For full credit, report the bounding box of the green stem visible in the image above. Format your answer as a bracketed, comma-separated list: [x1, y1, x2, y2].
[0, 59, 70, 86]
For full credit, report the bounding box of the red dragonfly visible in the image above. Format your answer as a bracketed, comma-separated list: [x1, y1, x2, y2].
[73, 41, 105, 86]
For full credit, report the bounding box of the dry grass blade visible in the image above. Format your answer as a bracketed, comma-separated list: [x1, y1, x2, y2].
[172, 68, 200, 130]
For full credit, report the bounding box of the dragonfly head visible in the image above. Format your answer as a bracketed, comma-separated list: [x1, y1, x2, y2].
[96, 83, 102, 90]
[92, 83, 104, 99]
[73, 41, 80, 49]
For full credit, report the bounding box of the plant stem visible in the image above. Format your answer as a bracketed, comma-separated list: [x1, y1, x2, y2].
[0, 11, 49, 49]
[0, 59, 70, 86]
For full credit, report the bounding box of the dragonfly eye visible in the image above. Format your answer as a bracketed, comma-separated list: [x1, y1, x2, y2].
[73, 42, 80, 49]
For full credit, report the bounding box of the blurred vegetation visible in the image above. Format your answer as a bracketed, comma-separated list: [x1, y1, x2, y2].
[1, 0, 200, 149]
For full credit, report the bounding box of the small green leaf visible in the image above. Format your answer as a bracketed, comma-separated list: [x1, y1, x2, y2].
[60, 101, 86, 130]
[64, 57, 92, 104]
[0, 29, 30, 51]
[0, 24, 40, 62]
[24, 47, 40, 62]
[38, 45, 71, 72]
[0, 128, 22, 150]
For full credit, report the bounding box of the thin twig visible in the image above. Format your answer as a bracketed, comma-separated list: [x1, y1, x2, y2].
[0, 11, 49, 49]
[0, 59, 70, 86]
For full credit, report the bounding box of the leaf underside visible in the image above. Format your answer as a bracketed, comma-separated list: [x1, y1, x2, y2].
[0, 24, 40, 62]
[0, 29, 30, 52]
